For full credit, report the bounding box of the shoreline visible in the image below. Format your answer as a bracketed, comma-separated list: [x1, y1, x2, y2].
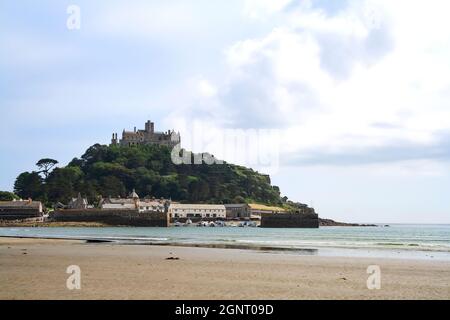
[0, 219, 380, 228]
[0, 237, 449, 299]
[1, 235, 449, 262]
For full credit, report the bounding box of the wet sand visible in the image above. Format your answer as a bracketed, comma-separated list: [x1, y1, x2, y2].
[0, 237, 449, 300]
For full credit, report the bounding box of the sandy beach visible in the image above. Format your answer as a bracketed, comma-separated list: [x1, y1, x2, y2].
[0, 237, 449, 300]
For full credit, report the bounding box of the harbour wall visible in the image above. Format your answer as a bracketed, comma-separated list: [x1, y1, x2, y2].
[0, 209, 42, 220]
[260, 212, 319, 228]
[52, 209, 169, 227]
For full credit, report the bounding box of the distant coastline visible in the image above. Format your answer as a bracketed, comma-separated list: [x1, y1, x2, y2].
[319, 218, 379, 227]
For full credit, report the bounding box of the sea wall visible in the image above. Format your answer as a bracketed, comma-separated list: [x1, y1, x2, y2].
[51, 209, 169, 227]
[0, 209, 42, 220]
[260, 212, 319, 228]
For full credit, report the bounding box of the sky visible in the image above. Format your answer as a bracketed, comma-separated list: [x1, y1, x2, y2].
[1, 0, 450, 223]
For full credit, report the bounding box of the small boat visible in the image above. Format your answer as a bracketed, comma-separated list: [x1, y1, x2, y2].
[215, 221, 225, 227]
[186, 219, 193, 225]
[209, 222, 216, 227]
[173, 221, 183, 227]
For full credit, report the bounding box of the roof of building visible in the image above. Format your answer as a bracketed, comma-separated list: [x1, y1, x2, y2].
[100, 197, 135, 205]
[101, 203, 136, 210]
[68, 193, 88, 206]
[248, 203, 285, 212]
[0, 200, 42, 209]
[169, 203, 226, 210]
[129, 189, 139, 199]
[139, 200, 165, 207]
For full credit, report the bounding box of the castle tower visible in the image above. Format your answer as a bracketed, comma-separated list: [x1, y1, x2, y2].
[145, 120, 155, 134]
[111, 133, 118, 145]
[150, 121, 154, 134]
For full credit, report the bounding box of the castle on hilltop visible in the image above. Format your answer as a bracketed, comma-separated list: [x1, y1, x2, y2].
[111, 120, 180, 148]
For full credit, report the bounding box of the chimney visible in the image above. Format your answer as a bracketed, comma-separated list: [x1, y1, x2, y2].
[134, 126, 136, 133]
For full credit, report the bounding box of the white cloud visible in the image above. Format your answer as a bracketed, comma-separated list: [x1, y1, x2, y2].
[170, 0, 450, 170]
[93, 1, 197, 38]
[196, 78, 217, 98]
[242, 0, 293, 20]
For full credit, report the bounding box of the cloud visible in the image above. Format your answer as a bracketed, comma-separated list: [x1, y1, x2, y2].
[196, 78, 218, 98]
[242, 0, 293, 20]
[92, 1, 197, 38]
[167, 0, 450, 170]
[283, 130, 450, 166]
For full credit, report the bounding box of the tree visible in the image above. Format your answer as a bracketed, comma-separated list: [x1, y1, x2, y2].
[46, 167, 83, 203]
[0, 191, 19, 201]
[36, 158, 58, 179]
[233, 195, 246, 204]
[99, 176, 126, 198]
[14, 172, 45, 200]
[12, 143, 286, 206]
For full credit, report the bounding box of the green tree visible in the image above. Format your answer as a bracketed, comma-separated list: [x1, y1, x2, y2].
[14, 172, 45, 200]
[13, 143, 285, 206]
[36, 158, 58, 179]
[233, 195, 246, 204]
[99, 176, 126, 198]
[0, 191, 19, 201]
[46, 167, 83, 203]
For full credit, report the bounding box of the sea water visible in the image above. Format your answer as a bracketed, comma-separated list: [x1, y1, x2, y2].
[1, 224, 449, 261]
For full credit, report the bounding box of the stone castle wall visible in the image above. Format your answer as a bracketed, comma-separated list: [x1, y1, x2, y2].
[112, 120, 180, 148]
[52, 209, 169, 227]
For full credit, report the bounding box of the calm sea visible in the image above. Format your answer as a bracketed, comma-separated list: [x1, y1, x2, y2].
[1, 224, 449, 261]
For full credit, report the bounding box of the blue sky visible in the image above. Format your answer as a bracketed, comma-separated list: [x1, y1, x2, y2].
[1, 0, 450, 223]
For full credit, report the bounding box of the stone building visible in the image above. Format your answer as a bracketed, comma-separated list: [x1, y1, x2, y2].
[67, 193, 88, 209]
[52, 190, 170, 227]
[248, 203, 285, 218]
[111, 120, 180, 148]
[168, 203, 226, 220]
[99, 189, 170, 213]
[139, 198, 169, 213]
[224, 203, 250, 219]
[0, 199, 44, 220]
[99, 190, 140, 210]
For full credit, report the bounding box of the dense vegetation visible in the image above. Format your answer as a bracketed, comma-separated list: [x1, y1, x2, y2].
[12, 144, 284, 207]
[0, 191, 19, 201]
